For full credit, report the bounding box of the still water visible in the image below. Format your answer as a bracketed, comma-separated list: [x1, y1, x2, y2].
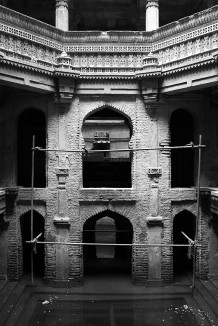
[30, 297, 214, 326]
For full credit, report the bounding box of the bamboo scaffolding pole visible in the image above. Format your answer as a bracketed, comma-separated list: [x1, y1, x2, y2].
[181, 231, 194, 244]
[192, 135, 202, 291]
[33, 144, 206, 153]
[30, 135, 35, 286]
[26, 239, 201, 248]
[28, 135, 205, 289]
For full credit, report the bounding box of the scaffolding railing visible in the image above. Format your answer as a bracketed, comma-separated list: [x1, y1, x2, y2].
[27, 135, 205, 291]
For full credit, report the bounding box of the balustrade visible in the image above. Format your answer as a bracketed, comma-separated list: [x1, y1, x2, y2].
[0, 4, 218, 80]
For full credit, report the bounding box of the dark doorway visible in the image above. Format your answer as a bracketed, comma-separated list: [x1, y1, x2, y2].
[170, 109, 194, 188]
[17, 108, 46, 187]
[83, 211, 133, 277]
[82, 108, 132, 188]
[173, 211, 196, 277]
[20, 211, 45, 276]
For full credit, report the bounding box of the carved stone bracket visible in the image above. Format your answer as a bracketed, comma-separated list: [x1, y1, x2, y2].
[141, 79, 160, 106]
[55, 167, 69, 188]
[145, 102, 161, 121]
[159, 138, 170, 157]
[55, 77, 76, 104]
[148, 167, 162, 177]
[54, 215, 70, 225]
[146, 216, 163, 227]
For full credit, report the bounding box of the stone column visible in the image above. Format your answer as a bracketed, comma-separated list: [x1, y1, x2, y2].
[146, 103, 163, 285]
[56, 0, 69, 31]
[146, 0, 159, 31]
[54, 102, 70, 283]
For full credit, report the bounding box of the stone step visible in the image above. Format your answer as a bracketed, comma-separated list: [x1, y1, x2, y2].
[0, 276, 30, 326]
[0, 281, 17, 311]
[193, 279, 218, 323]
[4, 287, 32, 326]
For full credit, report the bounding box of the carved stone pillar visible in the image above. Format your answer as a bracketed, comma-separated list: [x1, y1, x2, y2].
[146, 0, 159, 31]
[56, 0, 69, 31]
[54, 103, 70, 282]
[146, 103, 163, 285]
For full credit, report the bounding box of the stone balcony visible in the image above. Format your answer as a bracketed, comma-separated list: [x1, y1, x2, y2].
[0, 4, 218, 92]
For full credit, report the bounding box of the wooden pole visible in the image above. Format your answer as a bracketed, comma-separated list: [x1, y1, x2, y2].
[31, 135, 35, 286]
[192, 135, 202, 291]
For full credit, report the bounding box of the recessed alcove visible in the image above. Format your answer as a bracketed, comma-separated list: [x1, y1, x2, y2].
[82, 108, 132, 188]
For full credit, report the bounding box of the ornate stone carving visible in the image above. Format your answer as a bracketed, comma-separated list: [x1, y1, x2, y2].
[146, 0, 159, 7]
[55, 0, 69, 9]
[56, 51, 72, 70]
[148, 167, 162, 176]
[146, 216, 163, 226]
[0, 4, 218, 80]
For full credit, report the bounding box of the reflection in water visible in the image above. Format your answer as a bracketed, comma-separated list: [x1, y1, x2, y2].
[30, 298, 215, 326]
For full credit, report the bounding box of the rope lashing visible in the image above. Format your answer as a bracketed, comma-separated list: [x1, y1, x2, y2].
[30, 232, 42, 254]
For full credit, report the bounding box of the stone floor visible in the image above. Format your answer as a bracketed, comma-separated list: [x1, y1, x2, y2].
[0, 274, 218, 325]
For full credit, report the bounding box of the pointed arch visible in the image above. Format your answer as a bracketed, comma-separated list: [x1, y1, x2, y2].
[83, 210, 133, 277]
[20, 210, 45, 276]
[170, 109, 194, 188]
[17, 108, 46, 188]
[82, 107, 132, 188]
[82, 104, 134, 136]
[173, 210, 196, 276]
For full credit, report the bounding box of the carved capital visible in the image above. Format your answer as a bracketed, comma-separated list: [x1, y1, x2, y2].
[146, 0, 159, 8]
[56, 0, 68, 9]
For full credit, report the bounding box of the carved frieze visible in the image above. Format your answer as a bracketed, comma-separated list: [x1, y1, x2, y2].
[1, 4, 218, 80]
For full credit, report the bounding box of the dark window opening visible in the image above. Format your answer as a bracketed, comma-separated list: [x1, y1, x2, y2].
[17, 108, 46, 187]
[170, 109, 194, 188]
[83, 210, 133, 277]
[173, 211, 196, 277]
[20, 211, 45, 277]
[82, 108, 132, 188]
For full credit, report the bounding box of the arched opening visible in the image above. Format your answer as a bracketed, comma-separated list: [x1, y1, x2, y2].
[17, 108, 46, 187]
[83, 211, 133, 278]
[20, 210, 45, 277]
[173, 211, 196, 277]
[82, 108, 132, 188]
[170, 109, 194, 188]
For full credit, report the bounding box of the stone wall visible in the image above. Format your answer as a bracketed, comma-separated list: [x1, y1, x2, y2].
[0, 83, 217, 282]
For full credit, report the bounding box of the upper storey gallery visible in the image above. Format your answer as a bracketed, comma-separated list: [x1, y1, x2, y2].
[0, 0, 217, 32]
